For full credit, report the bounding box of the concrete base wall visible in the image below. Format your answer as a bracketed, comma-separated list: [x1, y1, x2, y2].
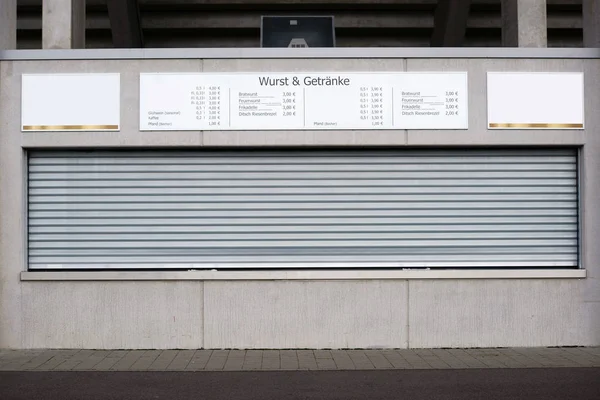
[1, 54, 599, 349]
[12, 279, 598, 349]
[21, 282, 204, 349]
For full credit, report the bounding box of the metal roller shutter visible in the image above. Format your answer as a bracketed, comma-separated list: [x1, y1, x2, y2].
[27, 149, 579, 270]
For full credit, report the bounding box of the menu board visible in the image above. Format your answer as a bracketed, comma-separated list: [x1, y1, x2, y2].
[140, 72, 468, 131]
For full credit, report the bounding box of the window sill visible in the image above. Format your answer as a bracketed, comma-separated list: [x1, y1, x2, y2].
[20, 269, 587, 281]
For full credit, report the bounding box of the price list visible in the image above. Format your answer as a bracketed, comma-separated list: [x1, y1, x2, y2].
[282, 91, 298, 117]
[444, 90, 460, 117]
[140, 72, 468, 131]
[229, 88, 303, 129]
[392, 74, 467, 130]
[190, 85, 225, 128]
[140, 74, 231, 130]
[359, 86, 391, 128]
[303, 84, 393, 129]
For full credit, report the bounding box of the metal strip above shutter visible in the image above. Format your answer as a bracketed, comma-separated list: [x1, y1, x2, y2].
[27, 149, 579, 270]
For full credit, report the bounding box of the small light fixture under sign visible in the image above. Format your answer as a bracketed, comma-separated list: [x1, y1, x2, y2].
[290, 19, 298, 25]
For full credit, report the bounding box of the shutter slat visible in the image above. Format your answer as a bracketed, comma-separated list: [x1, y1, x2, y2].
[29, 224, 577, 234]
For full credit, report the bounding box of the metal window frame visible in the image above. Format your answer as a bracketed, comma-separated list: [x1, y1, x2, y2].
[24, 147, 583, 272]
[577, 146, 584, 270]
[22, 149, 29, 274]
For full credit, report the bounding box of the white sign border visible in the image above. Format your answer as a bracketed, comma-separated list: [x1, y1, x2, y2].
[486, 71, 585, 130]
[21, 73, 121, 132]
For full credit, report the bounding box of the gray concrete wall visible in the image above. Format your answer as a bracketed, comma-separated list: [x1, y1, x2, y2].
[1, 56, 598, 349]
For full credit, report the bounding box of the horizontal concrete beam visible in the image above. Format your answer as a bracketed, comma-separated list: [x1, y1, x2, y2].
[15, 13, 583, 30]
[128, 0, 580, 3]
[15, 36, 509, 50]
[2, 47, 599, 60]
[11, 0, 587, 5]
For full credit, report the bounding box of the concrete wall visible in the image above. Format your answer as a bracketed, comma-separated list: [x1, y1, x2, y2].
[1, 54, 598, 349]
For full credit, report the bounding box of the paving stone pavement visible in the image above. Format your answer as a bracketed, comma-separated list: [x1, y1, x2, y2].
[0, 348, 598, 371]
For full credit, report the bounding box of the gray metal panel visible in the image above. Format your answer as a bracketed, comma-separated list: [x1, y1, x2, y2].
[2, 47, 600, 61]
[27, 149, 579, 269]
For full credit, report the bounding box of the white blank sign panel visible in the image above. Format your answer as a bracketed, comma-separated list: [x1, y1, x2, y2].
[139, 72, 469, 131]
[487, 72, 584, 129]
[22, 73, 120, 131]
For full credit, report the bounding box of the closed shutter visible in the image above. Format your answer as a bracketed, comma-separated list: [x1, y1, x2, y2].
[27, 148, 579, 270]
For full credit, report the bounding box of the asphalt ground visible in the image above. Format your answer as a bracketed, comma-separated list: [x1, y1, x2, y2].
[1, 368, 599, 400]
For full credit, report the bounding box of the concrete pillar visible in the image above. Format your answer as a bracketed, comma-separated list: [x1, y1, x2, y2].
[501, 0, 547, 47]
[0, 0, 17, 49]
[583, 0, 600, 47]
[42, 0, 86, 49]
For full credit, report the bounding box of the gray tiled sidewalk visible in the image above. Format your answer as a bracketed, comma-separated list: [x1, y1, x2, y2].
[1, 348, 599, 371]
